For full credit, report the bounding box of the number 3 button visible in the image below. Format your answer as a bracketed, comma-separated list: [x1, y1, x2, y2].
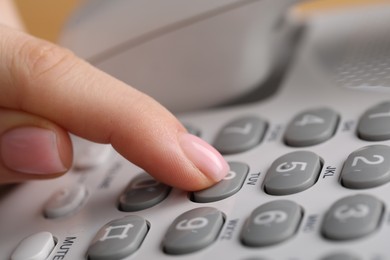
[322, 194, 383, 240]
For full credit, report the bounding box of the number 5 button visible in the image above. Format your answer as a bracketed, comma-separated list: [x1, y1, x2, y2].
[264, 151, 322, 195]
[341, 145, 390, 189]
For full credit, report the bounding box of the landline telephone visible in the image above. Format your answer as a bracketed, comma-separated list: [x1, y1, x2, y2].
[2, 1, 390, 259]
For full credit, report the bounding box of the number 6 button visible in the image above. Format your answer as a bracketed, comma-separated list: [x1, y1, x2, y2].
[341, 145, 390, 189]
[241, 200, 302, 247]
[163, 207, 224, 255]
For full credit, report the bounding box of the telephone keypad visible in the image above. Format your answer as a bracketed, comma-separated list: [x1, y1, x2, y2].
[6, 101, 390, 259]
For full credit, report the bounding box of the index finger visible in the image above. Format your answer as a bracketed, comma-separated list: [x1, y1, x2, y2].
[0, 26, 229, 190]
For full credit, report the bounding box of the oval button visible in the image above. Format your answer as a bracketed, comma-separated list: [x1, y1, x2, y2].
[241, 200, 302, 247]
[192, 162, 249, 203]
[11, 232, 55, 260]
[322, 194, 383, 240]
[214, 116, 267, 154]
[264, 151, 322, 195]
[163, 207, 224, 255]
[88, 215, 149, 260]
[118, 173, 171, 212]
[284, 107, 339, 147]
[357, 101, 390, 141]
[341, 145, 390, 189]
[44, 184, 88, 219]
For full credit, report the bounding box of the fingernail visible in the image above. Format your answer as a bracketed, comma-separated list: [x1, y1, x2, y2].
[179, 133, 229, 182]
[0, 127, 67, 174]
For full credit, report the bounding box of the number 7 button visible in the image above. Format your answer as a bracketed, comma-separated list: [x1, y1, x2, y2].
[214, 116, 267, 154]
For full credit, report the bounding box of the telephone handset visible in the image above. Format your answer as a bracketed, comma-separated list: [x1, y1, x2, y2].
[60, 0, 301, 112]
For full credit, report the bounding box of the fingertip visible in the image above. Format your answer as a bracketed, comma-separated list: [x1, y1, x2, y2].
[139, 132, 229, 192]
[179, 133, 229, 184]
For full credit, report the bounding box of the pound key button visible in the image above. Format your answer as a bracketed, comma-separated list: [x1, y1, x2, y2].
[88, 215, 149, 260]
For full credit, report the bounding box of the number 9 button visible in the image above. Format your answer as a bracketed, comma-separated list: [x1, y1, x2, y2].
[163, 207, 224, 255]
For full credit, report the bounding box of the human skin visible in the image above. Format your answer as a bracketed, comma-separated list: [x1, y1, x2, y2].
[0, 0, 229, 190]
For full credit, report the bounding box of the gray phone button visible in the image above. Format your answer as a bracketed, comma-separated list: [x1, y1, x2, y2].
[163, 207, 224, 255]
[341, 145, 390, 189]
[322, 194, 383, 241]
[88, 215, 148, 260]
[214, 116, 267, 154]
[118, 173, 171, 212]
[264, 151, 322, 195]
[321, 253, 361, 260]
[241, 200, 302, 247]
[44, 184, 88, 219]
[192, 162, 249, 203]
[284, 107, 339, 147]
[358, 101, 390, 141]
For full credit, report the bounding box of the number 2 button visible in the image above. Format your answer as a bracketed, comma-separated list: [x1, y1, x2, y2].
[341, 145, 390, 189]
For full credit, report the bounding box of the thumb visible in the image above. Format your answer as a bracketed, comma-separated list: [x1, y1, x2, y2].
[0, 109, 72, 183]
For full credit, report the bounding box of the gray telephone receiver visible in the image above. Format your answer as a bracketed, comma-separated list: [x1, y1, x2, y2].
[60, 0, 301, 113]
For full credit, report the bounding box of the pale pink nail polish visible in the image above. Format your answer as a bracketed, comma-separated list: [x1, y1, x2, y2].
[0, 127, 67, 174]
[179, 133, 229, 182]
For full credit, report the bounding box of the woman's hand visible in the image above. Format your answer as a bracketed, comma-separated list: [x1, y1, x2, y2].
[0, 24, 229, 190]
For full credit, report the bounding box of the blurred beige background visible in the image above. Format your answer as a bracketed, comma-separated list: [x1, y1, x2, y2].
[14, 0, 80, 42]
[13, 0, 390, 43]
